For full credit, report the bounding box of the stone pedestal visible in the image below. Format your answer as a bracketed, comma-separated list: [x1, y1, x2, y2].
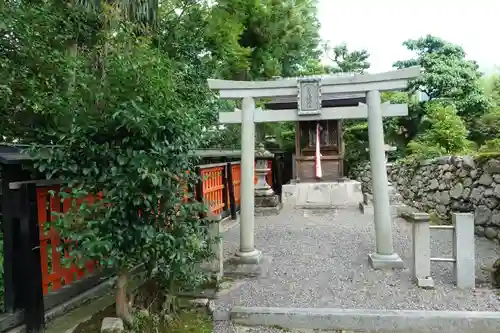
[282, 179, 363, 209]
[254, 144, 282, 216]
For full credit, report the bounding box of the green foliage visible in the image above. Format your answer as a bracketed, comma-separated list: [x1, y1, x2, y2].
[478, 138, 500, 154]
[323, 42, 370, 74]
[204, 0, 324, 148]
[0, 2, 101, 143]
[407, 102, 472, 158]
[10, 0, 216, 293]
[476, 108, 500, 142]
[206, 0, 322, 80]
[343, 121, 370, 176]
[481, 73, 500, 106]
[392, 35, 490, 145]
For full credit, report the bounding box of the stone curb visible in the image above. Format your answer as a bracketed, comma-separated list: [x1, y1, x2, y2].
[230, 306, 500, 333]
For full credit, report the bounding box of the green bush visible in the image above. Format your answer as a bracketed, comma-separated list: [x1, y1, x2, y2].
[343, 121, 370, 176]
[478, 138, 500, 153]
[407, 101, 472, 159]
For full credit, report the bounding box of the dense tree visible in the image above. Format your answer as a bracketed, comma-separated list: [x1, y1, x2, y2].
[1, 0, 220, 324]
[385, 35, 490, 149]
[481, 73, 500, 106]
[323, 42, 370, 74]
[206, 0, 324, 145]
[393, 35, 488, 112]
[207, 0, 322, 80]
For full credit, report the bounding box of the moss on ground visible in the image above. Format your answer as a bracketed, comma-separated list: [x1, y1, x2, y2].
[73, 277, 213, 333]
[127, 309, 212, 333]
[73, 303, 212, 333]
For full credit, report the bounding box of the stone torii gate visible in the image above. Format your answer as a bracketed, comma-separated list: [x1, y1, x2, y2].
[207, 67, 421, 271]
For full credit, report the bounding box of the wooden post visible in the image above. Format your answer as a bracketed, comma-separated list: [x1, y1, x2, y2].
[1, 164, 28, 312]
[195, 166, 203, 202]
[19, 183, 44, 331]
[221, 164, 229, 218]
[226, 162, 237, 220]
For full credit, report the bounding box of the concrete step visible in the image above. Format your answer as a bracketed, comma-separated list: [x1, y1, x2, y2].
[228, 306, 500, 333]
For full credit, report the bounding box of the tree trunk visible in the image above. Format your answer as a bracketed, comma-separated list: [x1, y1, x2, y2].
[116, 272, 134, 325]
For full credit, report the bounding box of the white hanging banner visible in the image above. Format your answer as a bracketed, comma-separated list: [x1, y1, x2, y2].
[315, 122, 323, 179]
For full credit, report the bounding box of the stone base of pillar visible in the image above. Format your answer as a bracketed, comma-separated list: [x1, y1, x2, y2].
[368, 252, 404, 269]
[416, 276, 435, 289]
[223, 251, 273, 278]
[255, 194, 282, 216]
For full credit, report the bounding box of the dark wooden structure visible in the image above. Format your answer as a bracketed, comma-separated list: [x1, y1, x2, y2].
[265, 93, 365, 182]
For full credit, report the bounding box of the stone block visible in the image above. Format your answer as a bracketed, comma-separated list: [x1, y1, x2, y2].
[230, 306, 500, 333]
[255, 195, 282, 216]
[416, 276, 435, 289]
[223, 255, 272, 278]
[453, 213, 475, 290]
[255, 204, 282, 216]
[368, 253, 405, 269]
[282, 180, 363, 209]
[101, 317, 124, 333]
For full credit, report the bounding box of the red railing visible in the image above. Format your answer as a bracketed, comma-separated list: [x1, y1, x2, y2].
[35, 160, 272, 295]
[232, 163, 241, 207]
[37, 186, 98, 295]
[200, 165, 226, 215]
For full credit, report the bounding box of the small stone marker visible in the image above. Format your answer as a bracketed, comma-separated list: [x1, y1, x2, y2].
[101, 317, 124, 333]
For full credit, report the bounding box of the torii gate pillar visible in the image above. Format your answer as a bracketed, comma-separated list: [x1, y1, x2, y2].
[234, 96, 263, 263]
[366, 90, 403, 269]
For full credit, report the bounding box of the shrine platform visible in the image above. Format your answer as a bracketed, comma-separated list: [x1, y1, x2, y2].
[213, 207, 500, 333]
[281, 179, 363, 209]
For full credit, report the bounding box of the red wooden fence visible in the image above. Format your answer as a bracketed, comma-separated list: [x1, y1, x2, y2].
[37, 186, 98, 295]
[36, 160, 272, 295]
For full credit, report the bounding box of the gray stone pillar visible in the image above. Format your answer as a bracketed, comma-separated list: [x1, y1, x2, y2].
[366, 90, 403, 269]
[235, 97, 262, 263]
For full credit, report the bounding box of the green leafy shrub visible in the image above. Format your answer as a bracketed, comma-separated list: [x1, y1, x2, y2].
[343, 121, 370, 176]
[476, 109, 500, 143]
[26, 20, 216, 322]
[478, 138, 500, 153]
[407, 101, 472, 158]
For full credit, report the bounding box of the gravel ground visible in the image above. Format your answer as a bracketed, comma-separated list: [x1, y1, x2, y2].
[215, 207, 500, 314]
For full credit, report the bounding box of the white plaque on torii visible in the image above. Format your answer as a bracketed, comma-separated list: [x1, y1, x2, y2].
[297, 77, 321, 116]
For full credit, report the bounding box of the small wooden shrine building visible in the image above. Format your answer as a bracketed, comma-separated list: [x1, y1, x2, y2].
[265, 86, 365, 182]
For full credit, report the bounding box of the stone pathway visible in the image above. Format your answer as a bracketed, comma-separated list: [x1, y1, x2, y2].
[214, 322, 352, 333]
[215, 207, 500, 321]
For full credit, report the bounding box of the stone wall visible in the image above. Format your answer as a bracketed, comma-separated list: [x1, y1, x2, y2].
[352, 156, 500, 242]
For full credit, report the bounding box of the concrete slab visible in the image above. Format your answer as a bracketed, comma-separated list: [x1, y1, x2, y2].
[230, 306, 500, 333]
[282, 180, 363, 209]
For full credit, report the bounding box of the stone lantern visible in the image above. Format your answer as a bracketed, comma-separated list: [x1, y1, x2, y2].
[254, 143, 281, 215]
